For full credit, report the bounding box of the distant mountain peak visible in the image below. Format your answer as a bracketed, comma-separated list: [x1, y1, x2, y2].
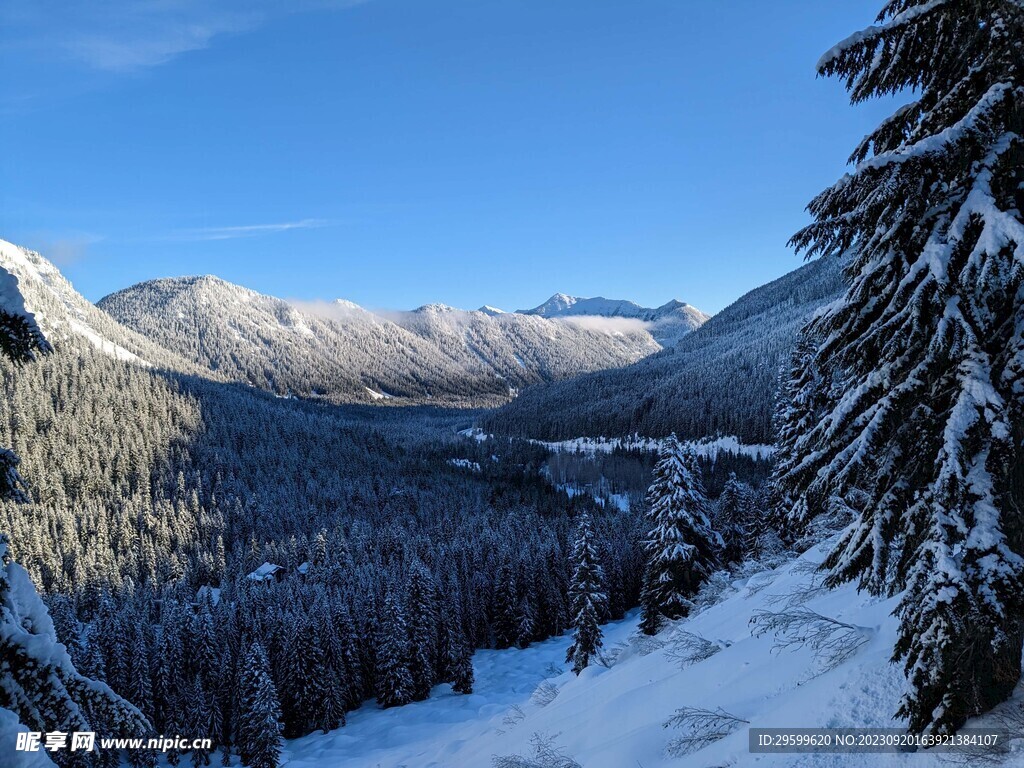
[516, 293, 709, 345]
[519, 294, 681, 319]
[657, 298, 689, 310]
[521, 293, 589, 315]
[413, 302, 459, 314]
[477, 305, 505, 315]
[333, 298, 363, 310]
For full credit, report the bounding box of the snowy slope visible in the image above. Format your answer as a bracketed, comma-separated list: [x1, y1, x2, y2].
[0, 263, 48, 357]
[395, 303, 660, 388]
[0, 239, 204, 372]
[282, 542, 1023, 768]
[99, 278, 661, 406]
[518, 293, 710, 347]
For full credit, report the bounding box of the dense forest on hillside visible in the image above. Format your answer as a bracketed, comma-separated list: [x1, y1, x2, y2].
[482, 254, 845, 443]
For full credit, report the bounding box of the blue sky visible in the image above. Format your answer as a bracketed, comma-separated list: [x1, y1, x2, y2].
[1, 1, 892, 314]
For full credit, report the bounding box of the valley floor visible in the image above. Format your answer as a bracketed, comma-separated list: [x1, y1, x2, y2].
[283, 543, 1024, 768]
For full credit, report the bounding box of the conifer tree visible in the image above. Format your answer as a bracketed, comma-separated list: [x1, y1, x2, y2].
[236, 643, 282, 768]
[438, 599, 474, 695]
[154, 610, 185, 734]
[404, 560, 438, 701]
[77, 624, 107, 682]
[565, 513, 607, 675]
[281, 616, 332, 736]
[639, 437, 721, 635]
[330, 602, 363, 712]
[126, 621, 154, 722]
[491, 563, 518, 650]
[514, 597, 535, 649]
[312, 602, 347, 730]
[715, 473, 756, 564]
[447, 630, 475, 695]
[312, 529, 329, 566]
[375, 588, 414, 709]
[186, 676, 212, 768]
[769, 332, 831, 540]
[0, 536, 150, 766]
[781, 0, 1024, 734]
[190, 606, 218, 693]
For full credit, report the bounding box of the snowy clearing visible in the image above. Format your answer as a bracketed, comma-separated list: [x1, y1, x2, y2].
[459, 428, 775, 461]
[282, 618, 639, 768]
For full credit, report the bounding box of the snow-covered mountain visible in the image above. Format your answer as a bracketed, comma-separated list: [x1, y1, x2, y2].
[97, 276, 661, 406]
[518, 293, 710, 346]
[0, 239, 206, 374]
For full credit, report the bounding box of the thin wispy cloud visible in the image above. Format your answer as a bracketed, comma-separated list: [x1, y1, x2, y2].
[171, 219, 337, 242]
[24, 232, 105, 267]
[4, 1, 369, 74]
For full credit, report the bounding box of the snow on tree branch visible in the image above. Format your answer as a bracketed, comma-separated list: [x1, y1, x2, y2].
[663, 706, 749, 757]
[750, 608, 873, 672]
[816, 1, 952, 73]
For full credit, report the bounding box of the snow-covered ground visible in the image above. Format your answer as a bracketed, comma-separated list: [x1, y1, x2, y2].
[459, 428, 775, 461]
[283, 618, 639, 768]
[556, 483, 632, 512]
[283, 542, 1024, 767]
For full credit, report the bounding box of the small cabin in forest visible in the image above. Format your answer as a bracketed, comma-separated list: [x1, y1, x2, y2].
[247, 562, 285, 583]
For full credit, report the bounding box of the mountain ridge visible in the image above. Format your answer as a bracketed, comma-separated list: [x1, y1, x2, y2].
[97, 273, 667, 407]
[518, 293, 710, 346]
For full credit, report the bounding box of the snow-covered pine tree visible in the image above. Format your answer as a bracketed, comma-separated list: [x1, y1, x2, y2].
[375, 588, 414, 709]
[330, 602, 362, 712]
[514, 596, 535, 649]
[126, 621, 154, 722]
[77, 623, 107, 682]
[715, 473, 755, 564]
[448, 631, 474, 695]
[769, 331, 833, 542]
[782, 0, 1024, 734]
[190, 605, 218, 694]
[404, 559, 438, 702]
[0, 266, 49, 501]
[186, 676, 212, 768]
[565, 513, 607, 675]
[236, 643, 282, 768]
[153, 610, 185, 749]
[281, 615, 332, 736]
[639, 437, 721, 635]
[437, 598, 474, 694]
[491, 562, 518, 650]
[312, 601, 347, 730]
[0, 536, 150, 766]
